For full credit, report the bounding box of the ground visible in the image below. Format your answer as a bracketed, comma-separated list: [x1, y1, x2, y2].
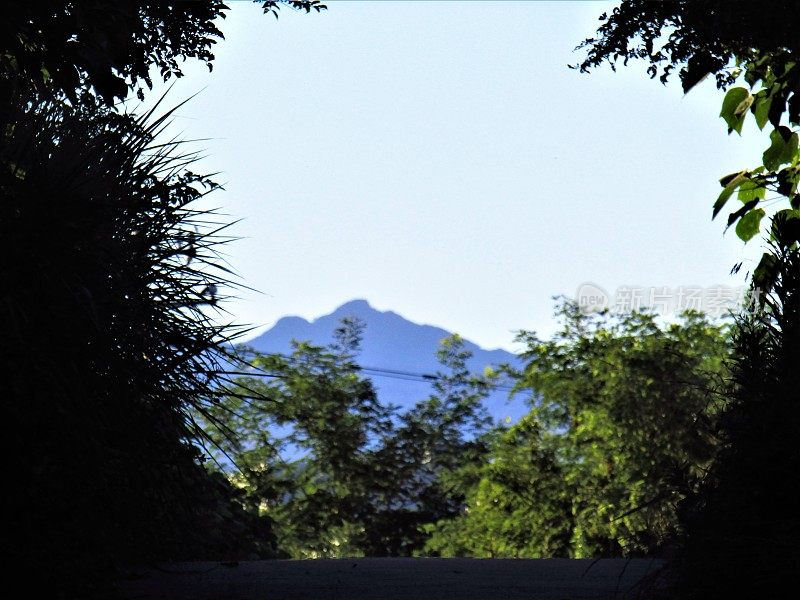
[121, 557, 665, 599]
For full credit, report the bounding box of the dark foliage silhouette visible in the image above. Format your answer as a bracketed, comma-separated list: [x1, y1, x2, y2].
[0, 1, 325, 105]
[2, 3, 325, 595]
[1, 92, 265, 596]
[575, 1, 800, 94]
[675, 243, 800, 598]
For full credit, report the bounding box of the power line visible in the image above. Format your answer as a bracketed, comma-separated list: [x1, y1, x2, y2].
[227, 351, 518, 392]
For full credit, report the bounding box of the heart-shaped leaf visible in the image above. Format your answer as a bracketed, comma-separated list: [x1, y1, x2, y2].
[720, 87, 751, 134]
[735, 208, 765, 242]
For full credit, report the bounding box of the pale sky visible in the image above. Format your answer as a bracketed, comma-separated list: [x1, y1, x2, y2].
[147, 1, 767, 351]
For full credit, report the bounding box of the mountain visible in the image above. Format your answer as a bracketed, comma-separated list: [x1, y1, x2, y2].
[243, 299, 529, 424]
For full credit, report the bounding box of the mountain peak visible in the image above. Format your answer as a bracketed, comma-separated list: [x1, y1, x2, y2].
[245, 299, 526, 423]
[333, 298, 373, 315]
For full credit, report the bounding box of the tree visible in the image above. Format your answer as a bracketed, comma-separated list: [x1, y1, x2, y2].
[1, 93, 267, 596]
[0, 1, 326, 105]
[575, 0, 800, 289]
[577, 3, 800, 593]
[426, 301, 730, 558]
[2, 3, 325, 594]
[362, 334, 496, 556]
[676, 244, 800, 599]
[202, 328, 497, 558]
[424, 416, 571, 558]
[576, 1, 799, 92]
[201, 317, 391, 558]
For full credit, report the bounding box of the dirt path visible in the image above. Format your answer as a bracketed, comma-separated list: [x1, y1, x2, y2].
[122, 557, 664, 599]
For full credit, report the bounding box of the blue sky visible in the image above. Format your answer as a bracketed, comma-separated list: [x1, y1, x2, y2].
[147, 1, 766, 350]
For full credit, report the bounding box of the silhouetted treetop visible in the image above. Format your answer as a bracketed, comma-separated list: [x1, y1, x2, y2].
[577, 1, 800, 276]
[1, 1, 325, 104]
[575, 1, 800, 94]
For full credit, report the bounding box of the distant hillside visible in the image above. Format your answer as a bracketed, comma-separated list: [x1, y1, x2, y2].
[243, 299, 529, 424]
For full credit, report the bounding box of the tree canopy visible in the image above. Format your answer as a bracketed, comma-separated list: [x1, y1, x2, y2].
[199, 323, 497, 558]
[195, 305, 730, 562]
[0, 1, 325, 104]
[425, 302, 730, 558]
[576, 1, 800, 94]
[577, 1, 800, 283]
[578, 3, 800, 595]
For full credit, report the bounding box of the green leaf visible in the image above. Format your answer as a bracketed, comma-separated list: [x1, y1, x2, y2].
[734, 95, 754, 118]
[737, 178, 766, 202]
[763, 126, 799, 171]
[713, 187, 736, 219]
[713, 171, 747, 218]
[727, 199, 760, 228]
[753, 91, 773, 130]
[720, 87, 751, 134]
[719, 170, 747, 187]
[735, 208, 765, 242]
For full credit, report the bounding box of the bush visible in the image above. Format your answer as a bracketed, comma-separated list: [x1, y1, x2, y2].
[1, 93, 259, 596]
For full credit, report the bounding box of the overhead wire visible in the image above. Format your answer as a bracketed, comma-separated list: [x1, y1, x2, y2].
[224, 350, 518, 392]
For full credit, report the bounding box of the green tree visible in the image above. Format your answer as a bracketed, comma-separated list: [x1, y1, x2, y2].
[577, 4, 800, 593]
[426, 301, 730, 558]
[363, 334, 496, 556]
[203, 328, 497, 558]
[424, 416, 571, 558]
[201, 317, 390, 558]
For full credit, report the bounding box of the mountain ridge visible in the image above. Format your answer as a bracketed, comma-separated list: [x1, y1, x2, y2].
[244, 299, 528, 423]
